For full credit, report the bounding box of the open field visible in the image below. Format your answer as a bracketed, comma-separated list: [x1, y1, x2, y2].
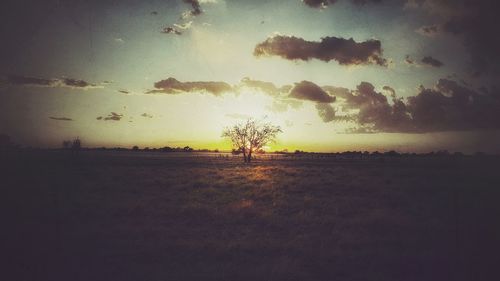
[2, 150, 500, 281]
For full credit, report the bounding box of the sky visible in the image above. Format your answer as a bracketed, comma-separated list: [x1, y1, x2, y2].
[1, 0, 499, 153]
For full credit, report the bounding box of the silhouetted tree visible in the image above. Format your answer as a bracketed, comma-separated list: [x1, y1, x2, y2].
[222, 119, 281, 163]
[71, 137, 81, 153]
[62, 140, 71, 149]
[132, 145, 139, 151]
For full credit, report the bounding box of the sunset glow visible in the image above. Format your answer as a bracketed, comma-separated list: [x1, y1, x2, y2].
[1, 0, 499, 153]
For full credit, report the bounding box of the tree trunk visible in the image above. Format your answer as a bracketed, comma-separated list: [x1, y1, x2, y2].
[242, 148, 247, 163]
[247, 152, 252, 163]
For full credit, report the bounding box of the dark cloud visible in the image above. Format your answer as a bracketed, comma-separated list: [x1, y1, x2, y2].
[407, 79, 500, 132]
[404, 55, 416, 65]
[330, 79, 500, 133]
[97, 112, 123, 121]
[148, 77, 233, 96]
[3, 75, 54, 86]
[416, 24, 441, 37]
[161, 1, 196, 35]
[315, 103, 336, 122]
[352, 0, 382, 4]
[321, 85, 351, 97]
[183, 0, 202, 17]
[334, 82, 412, 132]
[1, 75, 100, 89]
[421, 56, 444, 67]
[303, 0, 336, 8]
[254, 35, 387, 66]
[141, 113, 153, 118]
[49, 117, 73, 121]
[408, 0, 500, 76]
[289, 81, 337, 121]
[144, 76, 499, 133]
[289, 81, 336, 103]
[62, 78, 93, 88]
[302, 0, 382, 8]
[118, 90, 130, 94]
[161, 26, 182, 35]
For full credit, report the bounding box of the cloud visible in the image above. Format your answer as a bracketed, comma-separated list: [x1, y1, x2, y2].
[421, 56, 444, 67]
[315, 103, 336, 122]
[404, 55, 443, 68]
[289, 81, 337, 122]
[331, 79, 500, 133]
[147, 77, 233, 96]
[1, 75, 101, 90]
[2, 75, 54, 87]
[144, 76, 499, 133]
[404, 55, 416, 65]
[289, 81, 336, 103]
[321, 85, 351, 97]
[118, 90, 130, 94]
[268, 99, 303, 113]
[182, 0, 202, 18]
[162, 21, 194, 36]
[254, 34, 387, 66]
[302, 0, 335, 8]
[141, 113, 153, 118]
[174, 21, 193, 30]
[161, 26, 182, 35]
[49, 117, 73, 121]
[162, 1, 198, 35]
[406, 79, 500, 132]
[238, 77, 284, 96]
[407, 0, 500, 76]
[302, 0, 381, 9]
[62, 78, 95, 88]
[382, 86, 396, 98]
[334, 82, 412, 132]
[416, 24, 441, 37]
[97, 112, 123, 121]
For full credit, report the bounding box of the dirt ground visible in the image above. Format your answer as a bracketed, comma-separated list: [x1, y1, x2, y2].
[2, 150, 500, 281]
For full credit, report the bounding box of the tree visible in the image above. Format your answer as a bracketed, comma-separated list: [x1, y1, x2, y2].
[62, 140, 71, 149]
[222, 119, 282, 163]
[71, 137, 81, 151]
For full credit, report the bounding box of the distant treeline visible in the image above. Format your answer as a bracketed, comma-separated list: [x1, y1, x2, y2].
[0, 134, 497, 157]
[283, 150, 475, 158]
[76, 145, 216, 153]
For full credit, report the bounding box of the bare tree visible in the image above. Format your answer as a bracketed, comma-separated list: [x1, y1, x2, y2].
[62, 140, 71, 149]
[222, 119, 282, 163]
[71, 137, 81, 153]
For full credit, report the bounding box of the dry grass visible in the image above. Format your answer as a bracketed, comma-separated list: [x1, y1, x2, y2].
[2, 151, 500, 281]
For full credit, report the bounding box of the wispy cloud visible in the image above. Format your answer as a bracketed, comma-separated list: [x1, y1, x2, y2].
[49, 116, 73, 121]
[97, 112, 123, 121]
[1, 75, 103, 90]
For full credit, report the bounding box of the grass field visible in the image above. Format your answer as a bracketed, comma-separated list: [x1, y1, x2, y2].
[2, 150, 500, 281]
